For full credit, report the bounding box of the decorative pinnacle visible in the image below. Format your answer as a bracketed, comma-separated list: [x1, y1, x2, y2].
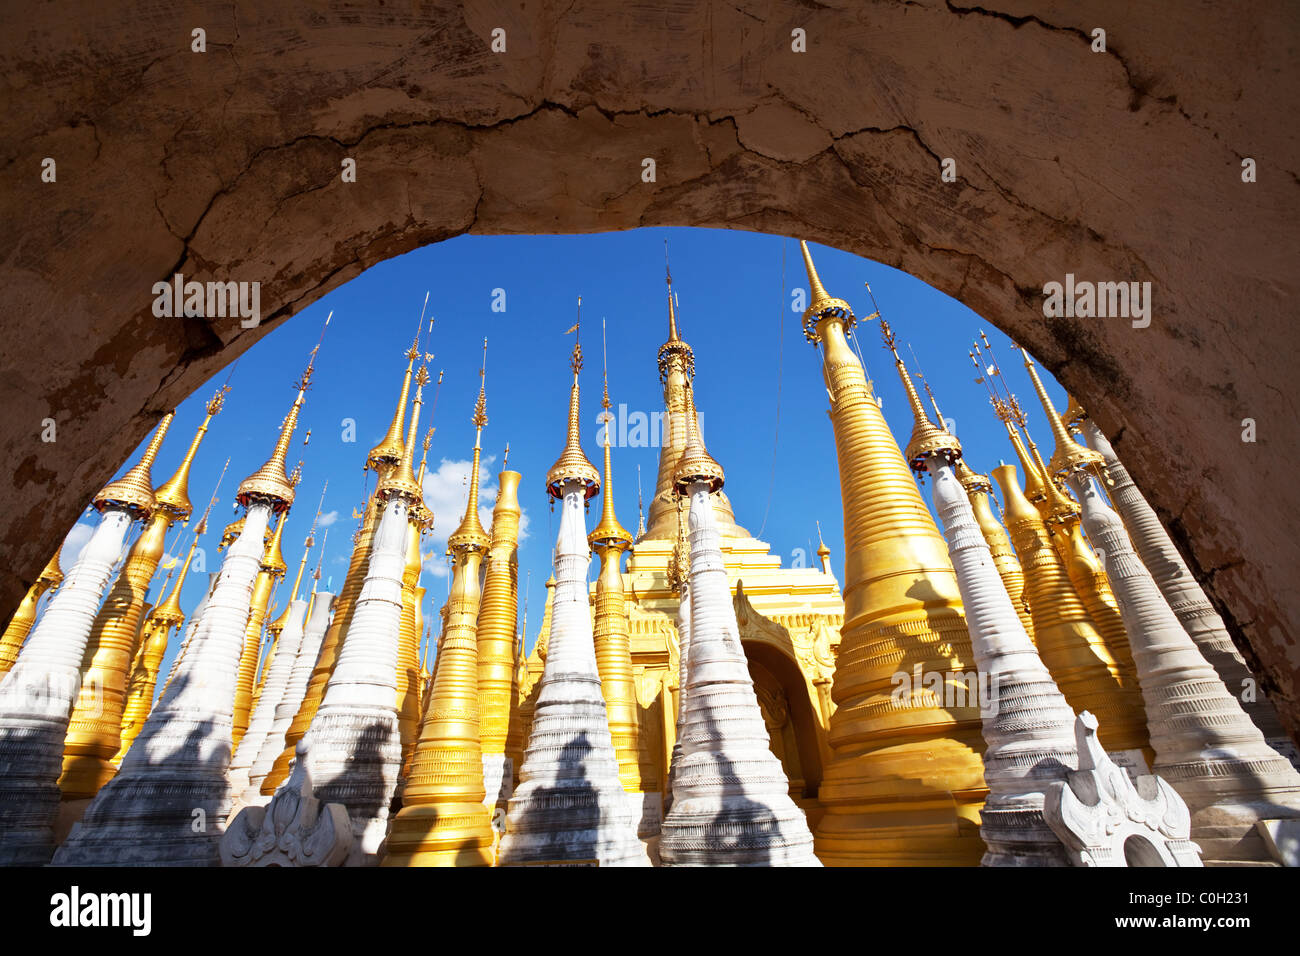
[237, 324, 325, 513]
[94, 412, 174, 518]
[672, 380, 725, 494]
[589, 377, 633, 552]
[1017, 345, 1103, 478]
[447, 356, 491, 553]
[261, 507, 290, 575]
[798, 240, 856, 343]
[369, 306, 423, 471]
[473, 338, 488, 429]
[816, 519, 830, 558]
[547, 310, 601, 500]
[658, 243, 695, 383]
[154, 386, 228, 522]
[880, 318, 960, 471]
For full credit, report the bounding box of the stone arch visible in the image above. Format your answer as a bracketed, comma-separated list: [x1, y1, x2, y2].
[2, 3, 1295, 738]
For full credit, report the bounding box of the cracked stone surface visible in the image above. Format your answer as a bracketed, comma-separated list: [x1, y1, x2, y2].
[1, 1, 1297, 740]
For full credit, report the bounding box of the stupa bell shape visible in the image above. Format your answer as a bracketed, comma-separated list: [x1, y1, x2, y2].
[307, 367, 431, 864]
[499, 340, 648, 866]
[889, 342, 1082, 864]
[659, 382, 820, 866]
[991, 462, 1152, 768]
[1022, 361, 1300, 864]
[0, 412, 172, 865]
[797, 241, 987, 865]
[1079, 415, 1293, 756]
[384, 371, 495, 867]
[52, 353, 312, 866]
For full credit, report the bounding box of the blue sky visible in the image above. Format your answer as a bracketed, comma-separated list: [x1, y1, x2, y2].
[58, 227, 1071, 681]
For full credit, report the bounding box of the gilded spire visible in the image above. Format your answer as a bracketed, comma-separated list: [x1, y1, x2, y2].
[447, 340, 491, 552]
[590, 323, 633, 550]
[94, 412, 174, 518]
[368, 306, 424, 470]
[154, 457, 225, 628]
[411, 420, 437, 528]
[880, 318, 960, 471]
[152, 387, 228, 521]
[658, 244, 694, 383]
[546, 310, 601, 499]
[237, 327, 325, 512]
[378, 365, 430, 503]
[672, 380, 724, 494]
[1018, 346, 1103, 478]
[798, 240, 856, 342]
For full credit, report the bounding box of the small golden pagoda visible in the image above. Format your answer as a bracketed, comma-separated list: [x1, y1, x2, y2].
[384, 356, 494, 867]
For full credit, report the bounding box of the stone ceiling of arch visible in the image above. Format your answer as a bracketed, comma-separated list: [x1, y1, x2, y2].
[1, 1, 1296, 735]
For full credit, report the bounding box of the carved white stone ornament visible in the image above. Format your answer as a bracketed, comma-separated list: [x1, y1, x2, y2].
[1045, 712, 1202, 867]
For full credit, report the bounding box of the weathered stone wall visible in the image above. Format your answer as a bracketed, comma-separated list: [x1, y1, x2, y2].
[2, 1, 1296, 736]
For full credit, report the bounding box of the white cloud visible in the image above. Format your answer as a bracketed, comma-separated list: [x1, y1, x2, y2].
[318, 510, 340, 528]
[59, 521, 96, 574]
[417, 454, 530, 575]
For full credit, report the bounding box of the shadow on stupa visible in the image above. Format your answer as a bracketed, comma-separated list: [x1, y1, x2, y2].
[50, 670, 236, 865]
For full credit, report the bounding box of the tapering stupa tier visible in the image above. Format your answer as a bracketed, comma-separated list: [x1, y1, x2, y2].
[0, 509, 135, 865]
[798, 241, 987, 866]
[368, 343, 418, 470]
[1080, 418, 1293, 753]
[92, 413, 173, 518]
[659, 483, 820, 866]
[672, 384, 725, 493]
[499, 481, 648, 866]
[57, 504, 173, 798]
[51, 503, 274, 865]
[925, 457, 1079, 866]
[245, 592, 334, 797]
[385, 409, 495, 867]
[958, 462, 1035, 638]
[0, 544, 65, 677]
[478, 469, 524, 808]
[992, 463, 1152, 765]
[237, 391, 307, 512]
[1068, 471, 1300, 864]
